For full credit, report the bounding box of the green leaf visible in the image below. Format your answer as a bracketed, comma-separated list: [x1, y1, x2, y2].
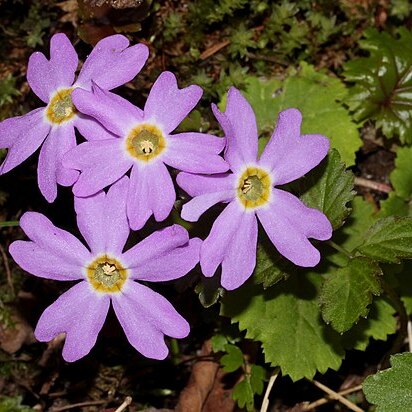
[211, 334, 228, 353]
[221, 273, 344, 381]
[393, 261, 412, 315]
[233, 378, 254, 412]
[379, 193, 412, 218]
[320, 257, 382, 333]
[292, 149, 355, 230]
[344, 28, 412, 143]
[390, 146, 412, 200]
[244, 62, 361, 165]
[250, 364, 266, 395]
[356, 217, 412, 263]
[253, 241, 290, 289]
[220, 344, 244, 372]
[342, 298, 397, 351]
[363, 352, 412, 411]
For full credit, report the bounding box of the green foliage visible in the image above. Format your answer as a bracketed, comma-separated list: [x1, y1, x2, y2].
[363, 352, 412, 411]
[0, 396, 34, 412]
[390, 146, 412, 201]
[356, 217, 412, 263]
[342, 298, 397, 351]
[221, 273, 344, 381]
[0, 74, 20, 108]
[21, 2, 52, 47]
[379, 193, 412, 218]
[243, 64, 361, 166]
[320, 257, 382, 333]
[344, 28, 412, 143]
[220, 344, 244, 372]
[294, 149, 355, 230]
[232, 365, 266, 412]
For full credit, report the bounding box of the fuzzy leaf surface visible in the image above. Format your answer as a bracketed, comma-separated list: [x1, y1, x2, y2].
[244, 62, 361, 165]
[221, 273, 344, 381]
[363, 352, 412, 411]
[342, 298, 397, 351]
[390, 146, 412, 200]
[320, 257, 382, 333]
[344, 28, 412, 143]
[356, 217, 412, 263]
[291, 149, 355, 231]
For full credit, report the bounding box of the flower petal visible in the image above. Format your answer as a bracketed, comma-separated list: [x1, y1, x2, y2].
[18, 212, 92, 265]
[72, 85, 142, 137]
[9, 240, 85, 281]
[221, 213, 258, 290]
[74, 176, 130, 256]
[130, 237, 201, 282]
[127, 164, 152, 231]
[177, 172, 235, 197]
[144, 71, 202, 133]
[74, 114, 118, 141]
[122, 224, 189, 268]
[35, 282, 110, 362]
[75, 35, 149, 90]
[27, 33, 78, 103]
[259, 108, 329, 185]
[257, 189, 331, 267]
[126, 161, 175, 229]
[181, 190, 234, 222]
[212, 87, 258, 171]
[163, 132, 228, 173]
[200, 201, 244, 277]
[66, 140, 132, 197]
[37, 124, 78, 203]
[113, 281, 189, 359]
[0, 108, 51, 174]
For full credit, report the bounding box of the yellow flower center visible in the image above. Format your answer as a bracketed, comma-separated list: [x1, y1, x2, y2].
[46, 88, 77, 124]
[125, 124, 166, 162]
[237, 166, 272, 209]
[86, 255, 128, 293]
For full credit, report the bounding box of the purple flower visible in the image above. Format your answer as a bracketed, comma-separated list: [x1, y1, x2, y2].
[63, 71, 229, 230]
[9, 177, 200, 362]
[0, 33, 149, 203]
[177, 87, 332, 290]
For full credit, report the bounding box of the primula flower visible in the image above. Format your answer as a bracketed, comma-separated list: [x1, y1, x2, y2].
[63, 71, 229, 230]
[9, 177, 200, 362]
[0, 33, 148, 202]
[177, 88, 332, 290]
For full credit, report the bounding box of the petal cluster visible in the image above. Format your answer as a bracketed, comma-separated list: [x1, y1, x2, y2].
[179, 87, 332, 290]
[0, 33, 149, 202]
[9, 177, 200, 361]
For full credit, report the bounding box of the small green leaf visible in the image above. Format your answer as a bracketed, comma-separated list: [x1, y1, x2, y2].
[244, 62, 361, 165]
[379, 193, 412, 218]
[220, 344, 244, 372]
[320, 257, 382, 333]
[233, 378, 254, 412]
[211, 334, 228, 353]
[292, 149, 355, 230]
[363, 352, 412, 411]
[342, 298, 397, 351]
[250, 365, 266, 395]
[221, 273, 344, 381]
[344, 28, 412, 143]
[356, 217, 412, 263]
[390, 146, 412, 200]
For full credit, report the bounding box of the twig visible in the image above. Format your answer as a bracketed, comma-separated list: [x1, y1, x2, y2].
[114, 396, 132, 412]
[309, 380, 364, 412]
[51, 399, 107, 411]
[354, 177, 392, 194]
[0, 243, 14, 295]
[200, 40, 230, 60]
[260, 368, 279, 412]
[303, 384, 363, 410]
[408, 320, 412, 352]
[246, 52, 289, 66]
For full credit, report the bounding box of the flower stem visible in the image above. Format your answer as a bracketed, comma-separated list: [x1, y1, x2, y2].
[0, 221, 19, 228]
[326, 240, 353, 259]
